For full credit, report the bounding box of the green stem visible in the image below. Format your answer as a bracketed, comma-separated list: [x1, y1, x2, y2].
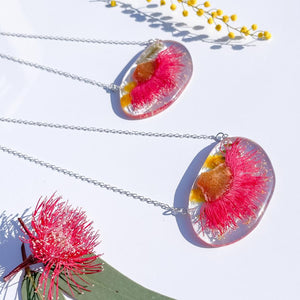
[21, 243, 44, 300]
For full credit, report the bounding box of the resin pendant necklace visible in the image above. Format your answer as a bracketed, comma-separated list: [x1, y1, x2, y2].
[0, 117, 275, 247]
[0, 31, 193, 119]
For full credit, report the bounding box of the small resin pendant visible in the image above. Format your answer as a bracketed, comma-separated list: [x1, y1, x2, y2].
[120, 40, 193, 119]
[188, 137, 275, 247]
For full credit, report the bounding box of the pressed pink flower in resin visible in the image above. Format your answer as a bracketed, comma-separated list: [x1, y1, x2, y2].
[3, 194, 101, 299]
[189, 137, 275, 247]
[120, 40, 193, 119]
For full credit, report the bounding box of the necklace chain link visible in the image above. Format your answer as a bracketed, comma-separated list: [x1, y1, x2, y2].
[0, 31, 154, 92]
[0, 31, 152, 46]
[0, 117, 228, 215]
[0, 52, 120, 92]
[0, 31, 228, 215]
[0, 144, 186, 215]
[0, 117, 227, 141]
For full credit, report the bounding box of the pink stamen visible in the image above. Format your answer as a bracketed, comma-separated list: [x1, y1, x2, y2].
[130, 45, 185, 109]
[198, 138, 268, 236]
[3, 194, 101, 300]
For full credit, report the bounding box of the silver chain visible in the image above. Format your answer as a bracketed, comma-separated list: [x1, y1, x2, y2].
[0, 31, 152, 46]
[0, 31, 228, 215]
[0, 31, 154, 92]
[0, 116, 228, 215]
[0, 144, 186, 215]
[0, 117, 227, 141]
[0, 52, 119, 92]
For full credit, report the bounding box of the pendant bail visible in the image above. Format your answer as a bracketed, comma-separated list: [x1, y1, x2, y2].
[215, 132, 229, 141]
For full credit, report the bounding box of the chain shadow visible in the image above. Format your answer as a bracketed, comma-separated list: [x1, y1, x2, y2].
[173, 143, 217, 247]
[0, 209, 31, 299]
[91, 0, 258, 50]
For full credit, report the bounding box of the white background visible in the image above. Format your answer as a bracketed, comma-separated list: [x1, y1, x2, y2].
[0, 0, 299, 299]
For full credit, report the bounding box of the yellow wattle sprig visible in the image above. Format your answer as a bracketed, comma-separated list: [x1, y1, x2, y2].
[164, 0, 271, 40]
[109, 0, 271, 40]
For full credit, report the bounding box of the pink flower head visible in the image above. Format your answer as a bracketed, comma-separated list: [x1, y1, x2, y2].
[4, 194, 102, 299]
[130, 45, 184, 109]
[196, 138, 268, 236]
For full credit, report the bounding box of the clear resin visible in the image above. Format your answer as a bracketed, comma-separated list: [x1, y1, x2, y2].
[188, 137, 275, 247]
[120, 40, 193, 119]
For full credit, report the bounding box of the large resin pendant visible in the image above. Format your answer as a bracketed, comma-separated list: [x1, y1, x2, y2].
[120, 40, 193, 119]
[188, 137, 275, 247]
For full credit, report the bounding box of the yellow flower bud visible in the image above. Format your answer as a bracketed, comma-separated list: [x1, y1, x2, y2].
[230, 14, 237, 21]
[228, 32, 235, 39]
[216, 9, 223, 16]
[211, 11, 217, 18]
[215, 24, 222, 31]
[251, 24, 258, 31]
[258, 32, 264, 39]
[110, 1, 117, 7]
[197, 9, 204, 16]
[264, 31, 272, 40]
[160, 0, 166, 5]
[204, 1, 210, 8]
[182, 10, 189, 17]
[207, 17, 213, 24]
[170, 3, 177, 10]
[222, 15, 229, 23]
[241, 26, 247, 33]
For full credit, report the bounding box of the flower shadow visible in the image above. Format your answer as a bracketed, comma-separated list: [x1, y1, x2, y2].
[91, 0, 256, 50]
[0, 209, 31, 299]
[173, 143, 217, 247]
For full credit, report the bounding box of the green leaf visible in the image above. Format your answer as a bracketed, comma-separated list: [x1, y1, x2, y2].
[58, 256, 174, 300]
[21, 270, 66, 300]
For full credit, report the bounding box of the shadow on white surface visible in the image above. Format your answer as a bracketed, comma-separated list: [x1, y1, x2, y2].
[91, 0, 257, 50]
[0, 34, 41, 117]
[0, 209, 31, 299]
[174, 143, 217, 247]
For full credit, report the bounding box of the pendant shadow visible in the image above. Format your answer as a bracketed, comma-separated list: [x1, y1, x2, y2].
[173, 143, 217, 248]
[0, 209, 31, 299]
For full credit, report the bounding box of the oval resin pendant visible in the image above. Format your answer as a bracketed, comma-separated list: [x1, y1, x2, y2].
[119, 40, 193, 119]
[188, 137, 275, 247]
